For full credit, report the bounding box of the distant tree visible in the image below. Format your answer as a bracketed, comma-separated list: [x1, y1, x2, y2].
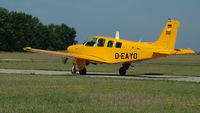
[0, 7, 77, 51]
[0, 8, 9, 51]
[47, 24, 77, 50]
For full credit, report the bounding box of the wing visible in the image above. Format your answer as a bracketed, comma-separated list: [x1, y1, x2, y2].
[23, 47, 75, 58]
[23, 47, 109, 63]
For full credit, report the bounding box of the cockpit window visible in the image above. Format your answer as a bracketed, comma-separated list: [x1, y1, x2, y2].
[107, 40, 114, 47]
[85, 38, 97, 47]
[97, 38, 106, 47]
[115, 42, 122, 48]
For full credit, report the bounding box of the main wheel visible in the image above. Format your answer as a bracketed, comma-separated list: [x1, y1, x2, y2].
[79, 68, 87, 75]
[119, 67, 126, 75]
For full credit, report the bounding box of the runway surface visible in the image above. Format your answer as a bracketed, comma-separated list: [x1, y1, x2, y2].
[0, 69, 200, 82]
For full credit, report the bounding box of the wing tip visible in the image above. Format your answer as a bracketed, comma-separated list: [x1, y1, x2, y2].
[23, 47, 32, 51]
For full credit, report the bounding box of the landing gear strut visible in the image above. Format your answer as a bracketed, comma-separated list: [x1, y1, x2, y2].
[79, 68, 87, 75]
[71, 63, 77, 74]
[119, 63, 131, 75]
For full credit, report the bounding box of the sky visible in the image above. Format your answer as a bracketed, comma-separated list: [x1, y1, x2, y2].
[0, 0, 199, 51]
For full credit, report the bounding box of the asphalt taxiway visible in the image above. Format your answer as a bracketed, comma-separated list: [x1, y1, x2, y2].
[0, 69, 200, 82]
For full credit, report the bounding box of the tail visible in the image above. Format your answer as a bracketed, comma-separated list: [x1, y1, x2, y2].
[153, 19, 180, 49]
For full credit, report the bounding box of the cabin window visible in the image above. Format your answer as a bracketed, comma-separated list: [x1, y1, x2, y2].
[97, 38, 106, 47]
[115, 42, 122, 48]
[168, 24, 172, 28]
[85, 38, 97, 47]
[107, 40, 114, 47]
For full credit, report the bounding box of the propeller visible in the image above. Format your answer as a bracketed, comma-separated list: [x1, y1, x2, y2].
[63, 58, 68, 64]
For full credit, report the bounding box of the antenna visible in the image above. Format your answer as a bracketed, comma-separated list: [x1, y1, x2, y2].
[138, 34, 144, 42]
[115, 31, 120, 39]
[138, 38, 142, 42]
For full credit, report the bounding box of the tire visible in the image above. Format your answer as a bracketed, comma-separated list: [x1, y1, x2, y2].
[79, 68, 87, 75]
[119, 67, 126, 75]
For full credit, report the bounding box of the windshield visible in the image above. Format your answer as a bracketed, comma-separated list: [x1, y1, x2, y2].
[85, 38, 97, 47]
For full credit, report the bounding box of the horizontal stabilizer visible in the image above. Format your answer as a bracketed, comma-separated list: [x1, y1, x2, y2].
[175, 49, 196, 54]
[154, 49, 176, 55]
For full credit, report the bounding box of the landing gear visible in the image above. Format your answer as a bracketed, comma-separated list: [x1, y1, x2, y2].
[119, 67, 126, 75]
[79, 68, 87, 75]
[71, 63, 87, 75]
[119, 63, 131, 75]
[71, 63, 77, 74]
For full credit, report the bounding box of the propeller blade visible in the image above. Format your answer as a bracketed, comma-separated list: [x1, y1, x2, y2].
[63, 58, 68, 64]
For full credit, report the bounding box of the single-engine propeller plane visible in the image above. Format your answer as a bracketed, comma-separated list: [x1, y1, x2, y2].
[24, 19, 195, 75]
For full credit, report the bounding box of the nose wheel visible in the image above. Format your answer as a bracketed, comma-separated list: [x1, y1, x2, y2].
[79, 68, 87, 75]
[71, 64, 87, 75]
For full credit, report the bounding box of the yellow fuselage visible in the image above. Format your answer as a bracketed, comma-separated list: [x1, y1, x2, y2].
[67, 36, 169, 64]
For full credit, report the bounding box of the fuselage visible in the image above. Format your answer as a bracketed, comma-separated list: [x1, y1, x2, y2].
[67, 36, 169, 64]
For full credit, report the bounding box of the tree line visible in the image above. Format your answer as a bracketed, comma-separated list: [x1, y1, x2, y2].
[0, 7, 77, 51]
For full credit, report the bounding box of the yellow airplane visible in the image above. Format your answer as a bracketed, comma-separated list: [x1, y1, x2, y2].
[24, 19, 195, 75]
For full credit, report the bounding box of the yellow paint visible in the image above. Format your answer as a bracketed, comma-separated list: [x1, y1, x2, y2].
[153, 20, 180, 49]
[175, 48, 195, 54]
[23, 19, 195, 72]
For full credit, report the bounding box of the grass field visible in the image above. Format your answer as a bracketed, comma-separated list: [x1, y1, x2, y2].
[0, 73, 200, 113]
[0, 53, 200, 113]
[0, 52, 200, 76]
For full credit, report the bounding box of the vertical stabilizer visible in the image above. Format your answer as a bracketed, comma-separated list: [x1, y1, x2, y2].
[153, 19, 180, 49]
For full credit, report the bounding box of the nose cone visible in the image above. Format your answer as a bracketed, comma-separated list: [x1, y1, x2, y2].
[67, 45, 75, 53]
[67, 44, 83, 53]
